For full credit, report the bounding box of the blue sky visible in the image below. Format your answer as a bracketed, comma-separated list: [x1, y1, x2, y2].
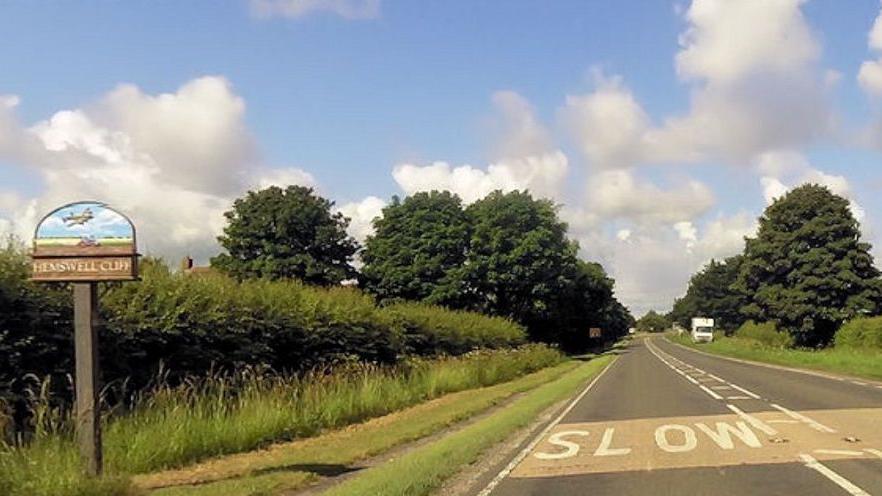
[2, 0, 882, 314]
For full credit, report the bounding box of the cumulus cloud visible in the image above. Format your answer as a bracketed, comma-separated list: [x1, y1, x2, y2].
[859, 4, 882, 96]
[585, 169, 714, 225]
[337, 195, 386, 243]
[754, 150, 863, 221]
[0, 77, 313, 261]
[393, 151, 568, 204]
[489, 90, 553, 160]
[393, 90, 568, 204]
[563, 0, 830, 169]
[250, 0, 380, 20]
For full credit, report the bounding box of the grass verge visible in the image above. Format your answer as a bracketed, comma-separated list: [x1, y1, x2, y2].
[0, 345, 562, 496]
[139, 361, 582, 495]
[668, 334, 882, 381]
[320, 354, 615, 496]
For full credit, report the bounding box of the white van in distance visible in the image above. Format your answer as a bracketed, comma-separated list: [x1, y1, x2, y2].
[691, 317, 714, 343]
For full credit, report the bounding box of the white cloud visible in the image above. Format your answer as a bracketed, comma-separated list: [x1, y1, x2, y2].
[489, 90, 553, 160]
[337, 195, 385, 243]
[754, 150, 864, 221]
[393, 151, 568, 204]
[250, 0, 380, 20]
[561, 74, 652, 168]
[586, 169, 715, 225]
[0, 77, 314, 262]
[253, 167, 316, 190]
[563, 0, 830, 168]
[859, 4, 882, 96]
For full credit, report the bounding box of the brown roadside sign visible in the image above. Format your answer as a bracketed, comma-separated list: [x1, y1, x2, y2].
[589, 327, 602, 338]
[31, 201, 139, 282]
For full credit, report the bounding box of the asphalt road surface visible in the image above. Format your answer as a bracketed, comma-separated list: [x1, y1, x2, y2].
[474, 337, 882, 496]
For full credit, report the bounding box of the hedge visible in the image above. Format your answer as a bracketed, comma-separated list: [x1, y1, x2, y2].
[835, 316, 882, 350]
[0, 250, 527, 408]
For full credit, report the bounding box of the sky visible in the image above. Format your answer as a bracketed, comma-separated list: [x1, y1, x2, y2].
[2, 0, 882, 316]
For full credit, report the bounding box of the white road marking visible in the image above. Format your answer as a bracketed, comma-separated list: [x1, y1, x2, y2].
[767, 419, 800, 424]
[699, 384, 724, 400]
[865, 449, 882, 459]
[711, 385, 732, 390]
[593, 428, 631, 457]
[706, 373, 725, 382]
[725, 396, 752, 400]
[695, 421, 762, 449]
[813, 449, 865, 456]
[534, 431, 589, 460]
[798, 454, 871, 496]
[726, 404, 778, 436]
[655, 424, 698, 453]
[770, 404, 837, 434]
[851, 381, 867, 386]
[664, 338, 882, 390]
[476, 357, 618, 496]
[728, 383, 761, 399]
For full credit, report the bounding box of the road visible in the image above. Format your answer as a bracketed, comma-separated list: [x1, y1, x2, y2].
[474, 337, 882, 496]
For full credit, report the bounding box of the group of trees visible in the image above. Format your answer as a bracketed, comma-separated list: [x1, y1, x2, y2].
[668, 184, 882, 347]
[211, 186, 633, 350]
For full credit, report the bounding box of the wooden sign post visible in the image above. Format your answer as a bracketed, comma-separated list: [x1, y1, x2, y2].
[30, 201, 139, 477]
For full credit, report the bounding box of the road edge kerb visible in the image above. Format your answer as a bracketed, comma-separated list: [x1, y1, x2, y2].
[662, 337, 882, 389]
[474, 355, 620, 496]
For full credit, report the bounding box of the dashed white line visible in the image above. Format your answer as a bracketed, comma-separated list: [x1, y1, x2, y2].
[728, 383, 761, 399]
[726, 404, 778, 436]
[798, 454, 870, 496]
[725, 395, 752, 400]
[770, 404, 836, 434]
[851, 381, 867, 386]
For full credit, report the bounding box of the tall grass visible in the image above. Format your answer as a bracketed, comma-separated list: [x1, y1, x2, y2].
[0, 345, 562, 496]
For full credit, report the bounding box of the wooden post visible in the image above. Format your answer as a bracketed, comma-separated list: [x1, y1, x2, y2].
[73, 282, 102, 476]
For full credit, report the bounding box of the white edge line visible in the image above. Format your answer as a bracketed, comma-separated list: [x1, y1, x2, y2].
[798, 454, 871, 496]
[865, 448, 882, 459]
[726, 404, 777, 436]
[770, 403, 837, 433]
[813, 449, 865, 456]
[699, 384, 724, 399]
[663, 337, 882, 389]
[475, 356, 619, 496]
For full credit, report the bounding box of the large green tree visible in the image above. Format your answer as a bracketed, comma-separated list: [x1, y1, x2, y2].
[669, 255, 747, 332]
[636, 310, 669, 333]
[461, 190, 579, 341]
[735, 184, 882, 346]
[212, 186, 359, 285]
[360, 191, 470, 306]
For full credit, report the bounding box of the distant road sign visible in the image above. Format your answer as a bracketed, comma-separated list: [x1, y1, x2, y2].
[31, 201, 138, 282]
[589, 327, 603, 338]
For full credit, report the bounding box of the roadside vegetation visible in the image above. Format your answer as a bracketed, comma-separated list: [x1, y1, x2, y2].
[323, 355, 615, 496]
[0, 345, 564, 496]
[664, 185, 882, 379]
[0, 185, 634, 495]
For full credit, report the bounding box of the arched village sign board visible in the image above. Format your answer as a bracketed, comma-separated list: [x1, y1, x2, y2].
[31, 201, 139, 282]
[30, 201, 139, 476]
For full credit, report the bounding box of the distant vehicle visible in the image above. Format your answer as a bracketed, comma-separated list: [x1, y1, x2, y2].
[691, 317, 714, 343]
[628, 327, 636, 335]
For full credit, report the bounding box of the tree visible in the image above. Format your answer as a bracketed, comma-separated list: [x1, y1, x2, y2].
[735, 184, 882, 346]
[360, 191, 470, 306]
[636, 310, 669, 333]
[461, 190, 579, 341]
[212, 186, 359, 285]
[669, 255, 747, 332]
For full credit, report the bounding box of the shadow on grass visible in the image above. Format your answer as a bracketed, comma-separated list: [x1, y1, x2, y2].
[252, 463, 363, 478]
